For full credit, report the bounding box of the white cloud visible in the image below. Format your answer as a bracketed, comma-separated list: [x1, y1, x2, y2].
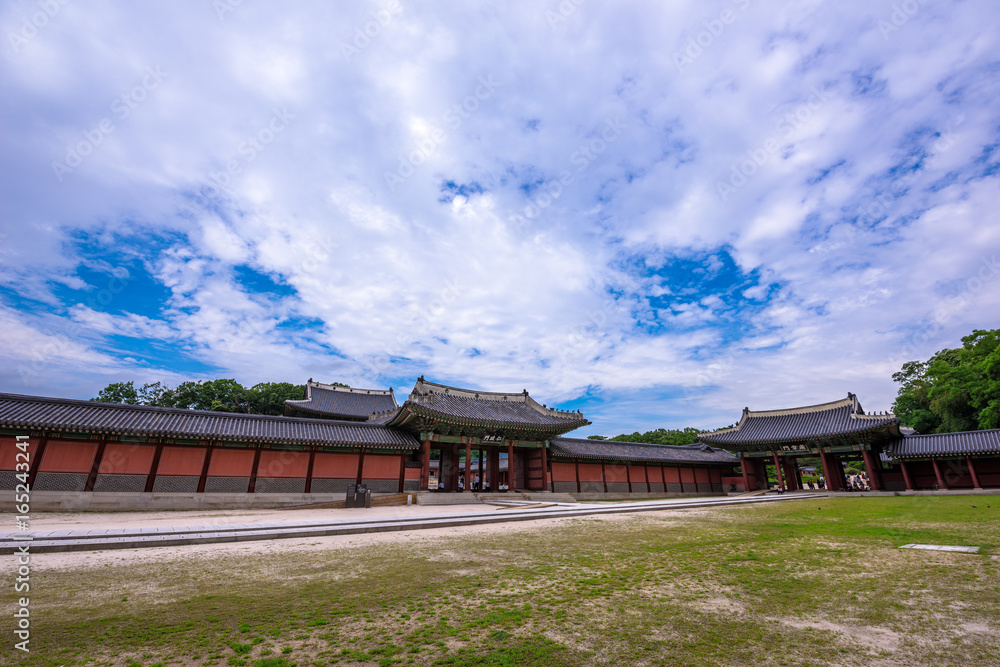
[1, 0, 998, 434]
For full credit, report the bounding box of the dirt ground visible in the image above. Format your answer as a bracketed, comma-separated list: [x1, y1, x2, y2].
[0, 502, 676, 572]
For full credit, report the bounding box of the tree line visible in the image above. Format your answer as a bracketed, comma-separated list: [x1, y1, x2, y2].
[91, 379, 308, 416]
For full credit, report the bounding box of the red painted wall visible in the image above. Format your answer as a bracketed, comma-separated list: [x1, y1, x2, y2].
[551, 461, 576, 482]
[405, 466, 421, 481]
[628, 465, 647, 484]
[39, 440, 98, 473]
[363, 454, 401, 478]
[98, 444, 156, 475]
[604, 463, 627, 483]
[577, 463, 603, 482]
[695, 468, 710, 485]
[312, 452, 359, 479]
[258, 450, 309, 478]
[156, 446, 206, 476]
[680, 467, 696, 485]
[207, 448, 255, 477]
[0, 437, 39, 471]
[663, 467, 680, 483]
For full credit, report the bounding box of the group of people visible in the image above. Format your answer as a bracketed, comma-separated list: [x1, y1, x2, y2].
[843, 473, 870, 491]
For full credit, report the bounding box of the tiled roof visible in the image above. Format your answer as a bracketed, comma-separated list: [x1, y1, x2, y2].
[381, 377, 590, 434]
[887, 429, 1000, 458]
[549, 437, 739, 465]
[697, 394, 900, 448]
[0, 393, 419, 449]
[285, 381, 397, 420]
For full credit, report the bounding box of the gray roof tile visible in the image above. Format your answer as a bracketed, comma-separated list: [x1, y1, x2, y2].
[697, 394, 899, 447]
[549, 437, 739, 464]
[285, 382, 397, 419]
[0, 393, 418, 449]
[887, 429, 1000, 458]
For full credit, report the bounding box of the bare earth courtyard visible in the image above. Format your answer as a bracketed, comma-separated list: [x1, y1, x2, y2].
[2, 496, 998, 667]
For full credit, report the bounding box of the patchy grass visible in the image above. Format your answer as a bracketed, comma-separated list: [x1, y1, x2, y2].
[3, 496, 999, 666]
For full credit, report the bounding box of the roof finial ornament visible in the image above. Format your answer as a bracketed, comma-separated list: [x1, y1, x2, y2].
[418, 375, 424, 382]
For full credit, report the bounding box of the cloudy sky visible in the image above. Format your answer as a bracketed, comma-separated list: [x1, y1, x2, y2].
[1, 0, 998, 435]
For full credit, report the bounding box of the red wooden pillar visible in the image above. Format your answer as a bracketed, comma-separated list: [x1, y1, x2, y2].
[931, 458, 948, 490]
[26, 435, 49, 489]
[489, 447, 500, 492]
[861, 449, 883, 491]
[540, 445, 549, 492]
[643, 464, 651, 493]
[396, 451, 406, 494]
[247, 447, 263, 493]
[450, 445, 460, 492]
[464, 442, 472, 492]
[507, 442, 515, 491]
[420, 440, 431, 491]
[772, 452, 785, 491]
[575, 459, 581, 493]
[626, 465, 633, 493]
[660, 464, 667, 491]
[197, 444, 214, 493]
[601, 461, 608, 493]
[819, 450, 835, 490]
[741, 455, 752, 492]
[356, 448, 367, 486]
[305, 450, 316, 493]
[966, 456, 982, 489]
[83, 439, 109, 492]
[900, 459, 915, 490]
[144, 443, 165, 493]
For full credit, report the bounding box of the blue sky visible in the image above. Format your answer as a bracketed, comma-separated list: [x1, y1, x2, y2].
[1, 0, 998, 435]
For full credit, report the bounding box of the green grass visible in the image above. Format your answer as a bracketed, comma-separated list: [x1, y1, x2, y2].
[2, 496, 998, 666]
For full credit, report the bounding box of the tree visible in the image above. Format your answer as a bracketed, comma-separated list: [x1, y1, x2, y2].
[586, 427, 701, 446]
[92, 381, 139, 405]
[246, 382, 305, 415]
[92, 378, 305, 416]
[892, 328, 1000, 432]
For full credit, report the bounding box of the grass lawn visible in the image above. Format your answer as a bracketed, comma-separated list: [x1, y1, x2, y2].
[3, 495, 998, 666]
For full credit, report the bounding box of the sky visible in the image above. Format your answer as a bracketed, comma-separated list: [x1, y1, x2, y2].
[1, 0, 998, 436]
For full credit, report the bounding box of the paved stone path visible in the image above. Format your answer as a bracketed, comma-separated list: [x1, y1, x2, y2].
[0, 493, 820, 554]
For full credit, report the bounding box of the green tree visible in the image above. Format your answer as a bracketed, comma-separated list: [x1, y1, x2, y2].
[606, 427, 701, 446]
[160, 379, 249, 412]
[245, 382, 305, 415]
[92, 381, 140, 404]
[892, 328, 1000, 432]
